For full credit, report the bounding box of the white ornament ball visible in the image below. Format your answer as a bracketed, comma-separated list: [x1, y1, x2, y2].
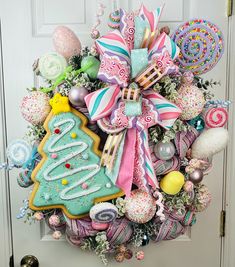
[191, 128, 229, 159]
[20, 91, 51, 125]
[174, 85, 205, 120]
[53, 26, 81, 60]
[125, 190, 156, 224]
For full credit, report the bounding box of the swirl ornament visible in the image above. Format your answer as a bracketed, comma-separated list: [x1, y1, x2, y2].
[172, 19, 224, 75]
[89, 203, 118, 223]
[7, 139, 32, 167]
[204, 107, 228, 128]
[39, 52, 67, 80]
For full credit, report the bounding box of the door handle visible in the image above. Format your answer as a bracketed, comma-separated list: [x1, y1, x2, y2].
[20, 255, 39, 267]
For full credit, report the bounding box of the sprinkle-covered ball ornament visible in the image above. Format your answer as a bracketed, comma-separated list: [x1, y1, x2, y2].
[49, 215, 60, 227]
[136, 251, 145, 261]
[174, 85, 205, 120]
[52, 230, 62, 240]
[20, 91, 51, 125]
[154, 141, 175, 160]
[68, 86, 89, 107]
[53, 26, 81, 60]
[125, 190, 156, 224]
[38, 52, 67, 80]
[81, 56, 100, 80]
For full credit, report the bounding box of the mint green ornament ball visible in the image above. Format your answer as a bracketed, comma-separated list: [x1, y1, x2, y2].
[81, 56, 100, 80]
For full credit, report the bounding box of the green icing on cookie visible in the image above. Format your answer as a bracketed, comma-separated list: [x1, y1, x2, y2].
[31, 110, 122, 218]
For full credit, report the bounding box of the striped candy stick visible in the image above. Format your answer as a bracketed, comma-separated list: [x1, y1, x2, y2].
[142, 90, 182, 130]
[84, 85, 121, 121]
[149, 32, 180, 61]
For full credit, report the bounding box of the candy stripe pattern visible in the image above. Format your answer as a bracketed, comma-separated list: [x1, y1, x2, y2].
[204, 107, 228, 128]
[149, 33, 180, 61]
[172, 19, 224, 75]
[96, 30, 130, 64]
[142, 90, 182, 130]
[85, 85, 121, 121]
[139, 4, 164, 31]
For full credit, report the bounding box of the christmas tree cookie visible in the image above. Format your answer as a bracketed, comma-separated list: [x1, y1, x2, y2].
[29, 93, 123, 219]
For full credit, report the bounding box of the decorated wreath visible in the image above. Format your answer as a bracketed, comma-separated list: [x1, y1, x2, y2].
[1, 2, 231, 264]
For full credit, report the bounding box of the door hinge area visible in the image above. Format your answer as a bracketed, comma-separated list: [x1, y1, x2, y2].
[9, 255, 14, 267]
[227, 0, 233, 17]
[220, 210, 226, 237]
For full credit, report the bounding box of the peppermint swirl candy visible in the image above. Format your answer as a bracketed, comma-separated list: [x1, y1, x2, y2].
[39, 52, 67, 80]
[172, 19, 224, 75]
[89, 203, 118, 223]
[7, 139, 32, 167]
[204, 107, 228, 128]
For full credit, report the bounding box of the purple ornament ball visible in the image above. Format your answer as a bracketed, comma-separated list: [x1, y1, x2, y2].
[68, 86, 89, 107]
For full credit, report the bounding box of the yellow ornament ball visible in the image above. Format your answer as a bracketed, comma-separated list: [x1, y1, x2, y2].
[160, 171, 185, 195]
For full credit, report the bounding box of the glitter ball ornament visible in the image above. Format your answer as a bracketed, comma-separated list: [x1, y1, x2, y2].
[20, 91, 51, 125]
[115, 253, 125, 263]
[34, 211, 44, 221]
[174, 85, 206, 120]
[68, 86, 89, 107]
[183, 181, 194, 193]
[154, 141, 175, 160]
[52, 230, 62, 240]
[192, 185, 212, 212]
[49, 214, 60, 227]
[125, 190, 156, 224]
[136, 250, 145, 260]
[81, 56, 100, 80]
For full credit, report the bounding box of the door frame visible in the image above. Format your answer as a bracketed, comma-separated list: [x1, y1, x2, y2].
[222, 5, 235, 267]
[0, 20, 13, 267]
[0, 7, 235, 267]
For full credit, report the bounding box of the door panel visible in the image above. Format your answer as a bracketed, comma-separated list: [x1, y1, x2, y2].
[0, 0, 228, 266]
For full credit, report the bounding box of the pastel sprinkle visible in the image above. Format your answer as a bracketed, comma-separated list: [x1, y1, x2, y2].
[82, 183, 88, 189]
[51, 153, 58, 159]
[70, 132, 77, 139]
[62, 179, 69, 185]
[54, 128, 60, 134]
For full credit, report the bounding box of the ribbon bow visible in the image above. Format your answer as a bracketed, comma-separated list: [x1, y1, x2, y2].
[85, 5, 182, 196]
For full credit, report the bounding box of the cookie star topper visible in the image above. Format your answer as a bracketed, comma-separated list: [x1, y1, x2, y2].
[50, 93, 71, 115]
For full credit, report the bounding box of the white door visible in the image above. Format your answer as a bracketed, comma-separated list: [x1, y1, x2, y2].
[0, 0, 229, 266]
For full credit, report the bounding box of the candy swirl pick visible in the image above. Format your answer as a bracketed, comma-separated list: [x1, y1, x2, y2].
[39, 52, 67, 80]
[172, 19, 224, 75]
[7, 139, 32, 167]
[89, 203, 118, 223]
[204, 107, 228, 128]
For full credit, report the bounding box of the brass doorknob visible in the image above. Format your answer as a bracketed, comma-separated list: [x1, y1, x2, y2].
[20, 255, 39, 267]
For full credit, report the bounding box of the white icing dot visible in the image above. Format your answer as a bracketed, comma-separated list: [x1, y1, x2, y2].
[106, 183, 112, 188]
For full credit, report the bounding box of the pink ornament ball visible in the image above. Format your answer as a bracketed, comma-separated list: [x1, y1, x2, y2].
[136, 250, 145, 260]
[20, 91, 51, 125]
[53, 26, 81, 60]
[49, 214, 60, 227]
[174, 85, 205, 120]
[125, 190, 156, 224]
